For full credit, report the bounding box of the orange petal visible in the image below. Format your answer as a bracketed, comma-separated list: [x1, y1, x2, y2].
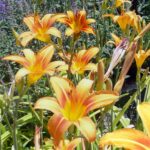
[74, 117, 96, 142]
[82, 26, 95, 35]
[47, 27, 61, 38]
[37, 45, 55, 66]
[99, 128, 150, 150]
[50, 77, 74, 108]
[137, 102, 150, 137]
[82, 47, 99, 63]
[3, 55, 28, 67]
[75, 79, 93, 102]
[85, 91, 119, 112]
[34, 97, 61, 114]
[23, 16, 34, 31]
[67, 138, 82, 150]
[84, 63, 97, 72]
[48, 114, 71, 146]
[67, 11, 74, 20]
[27, 73, 43, 85]
[15, 68, 30, 83]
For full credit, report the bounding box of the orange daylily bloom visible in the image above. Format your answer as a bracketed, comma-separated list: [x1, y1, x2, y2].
[115, 0, 131, 8]
[135, 49, 150, 69]
[59, 47, 99, 74]
[3, 45, 65, 85]
[58, 10, 95, 37]
[19, 14, 65, 46]
[35, 77, 119, 145]
[104, 11, 141, 32]
[100, 102, 150, 150]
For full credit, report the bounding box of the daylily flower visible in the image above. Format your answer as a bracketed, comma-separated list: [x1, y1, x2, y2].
[104, 38, 129, 80]
[58, 10, 95, 37]
[55, 138, 81, 150]
[115, 0, 131, 8]
[99, 102, 150, 150]
[19, 14, 65, 46]
[104, 11, 141, 32]
[135, 49, 150, 69]
[110, 33, 122, 46]
[3, 45, 65, 85]
[35, 77, 119, 145]
[59, 47, 99, 74]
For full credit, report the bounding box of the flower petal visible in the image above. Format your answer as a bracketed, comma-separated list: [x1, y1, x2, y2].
[48, 114, 71, 146]
[23, 16, 34, 31]
[34, 97, 61, 114]
[50, 77, 74, 108]
[74, 117, 96, 142]
[82, 47, 99, 63]
[84, 63, 97, 72]
[19, 31, 35, 46]
[75, 79, 93, 102]
[67, 138, 82, 150]
[15, 68, 30, 83]
[85, 91, 119, 112]
[86, 18, 96, 24]
[99, 128, 150, 150]
[37, 45, 55, 67]
[47, 27, 61, 38]
[3, 55, 28, 67]
[137, 102, 150, 137]
[22, 49, 36, 65]
[65, 28, 74, 36]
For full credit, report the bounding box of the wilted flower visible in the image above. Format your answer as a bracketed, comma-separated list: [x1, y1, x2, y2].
[3, 45, 65, 85]
[135, 49, 150, 69]
[100, 102, 150, 150]
[35, 77, 119, 145]
[59, 47, 99, 74]
[105, 38, 129, 80]
[19, 13, 65, 46]
[58, 10, 95, 37]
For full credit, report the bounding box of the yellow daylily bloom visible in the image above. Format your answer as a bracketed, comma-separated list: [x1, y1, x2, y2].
[58, 10, 95, 37]
[3, 45, 65, 85]
[100, 102, 150, 150]
[110, 33, 122, 46]
[115, 0, 131, 8]
[35, 77, 119, 145]
[19, 14, 65, 46]
[59, 47, 99, 74]
[135, 49, 150, 69]
[104, 11, 141, 32]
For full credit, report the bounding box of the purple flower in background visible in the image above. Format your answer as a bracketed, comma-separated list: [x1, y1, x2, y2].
[0, 1, 9, 20]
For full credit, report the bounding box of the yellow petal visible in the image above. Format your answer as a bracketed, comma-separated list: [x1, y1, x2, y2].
[84, 63, 97, 72]
[50, 77, 74, 108]
[67, 11, 74, 20]
[27, 73, 43, 85]
[66, 138, 82, 150]
[65, 28, 74, 36]
[111, 33, 122, 46]
[3, 55, 28, 67]
[74, 117, 96, 142]
[19, 31, 35, 47]
[23, 16, 34, 31]
[47, 27, 61, 38]
[34, 97, 61, 114]
[137, 102, 150, 137]
[100, 128, 150, 150]
[15, 68, 30, 83]
[22, 49, 36, 65]
[86, 18, 96, 24]
[75, 79, 93, 102]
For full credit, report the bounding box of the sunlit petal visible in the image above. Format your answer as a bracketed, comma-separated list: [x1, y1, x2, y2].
[74, 117, 96, 142]
[23, 16, 34, 31]
[99, 128, 150, 150]
[34, 97, 61, 114]
[47, 27, 61, 38]
[85, 91, 119, 112]
[50, 77, 74, 108]
[86, 18, 96, 24]
[48, 114, 71, 146]
[15, 68, 30, 83]
[137, 102, 150, 137]
[65, 28, 74, 36]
